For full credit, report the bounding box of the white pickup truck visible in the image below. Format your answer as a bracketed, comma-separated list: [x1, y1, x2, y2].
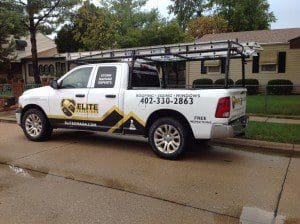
[16, 62, 248, 159]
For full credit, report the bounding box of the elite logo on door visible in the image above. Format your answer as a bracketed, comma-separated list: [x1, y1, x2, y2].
[61, 99, 76, 117]
[61, 99, 98, 117]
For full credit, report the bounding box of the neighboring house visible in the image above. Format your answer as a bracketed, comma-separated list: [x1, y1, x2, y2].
[0, 33, 66, 83]
[186, 28, 300, 89]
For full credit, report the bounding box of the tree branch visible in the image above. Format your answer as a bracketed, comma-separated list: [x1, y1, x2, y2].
[34, 0, 62, 28]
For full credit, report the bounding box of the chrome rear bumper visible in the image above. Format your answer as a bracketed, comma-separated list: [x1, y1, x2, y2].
[211, 116, 248, 139]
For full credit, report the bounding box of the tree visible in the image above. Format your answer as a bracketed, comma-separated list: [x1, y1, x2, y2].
[187, 15, 231, 39]
[211, 0, 276, 31]
[0, 2, 26, 64]
[72, 2, 117, 51]
[2, 0, 80, 84]
[101, 0, 187, 48]
[55, 24, 83, 53]
[120, 20, 188, 48]
[168, 0, 208, 30]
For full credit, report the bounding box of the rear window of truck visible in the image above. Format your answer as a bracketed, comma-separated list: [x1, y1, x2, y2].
[132, 68, 160, 88]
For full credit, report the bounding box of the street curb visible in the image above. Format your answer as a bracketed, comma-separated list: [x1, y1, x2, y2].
[210, 138, 300, 156]
[0, 117, 17, 124]
[1, 117, 299, 156]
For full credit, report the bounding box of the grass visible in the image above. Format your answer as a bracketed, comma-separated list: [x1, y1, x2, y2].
[244, 121, 300, 144]
[246, 95, 300, 116]
[0, 91, 13, 98]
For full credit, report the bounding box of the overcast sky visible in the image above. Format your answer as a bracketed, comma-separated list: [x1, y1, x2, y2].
[144, 0, 300, 29]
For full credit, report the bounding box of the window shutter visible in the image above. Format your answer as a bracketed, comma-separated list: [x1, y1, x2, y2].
[221, 58, 226, 74]
[252, 54, 260, 73]
[278, 52, 286, 73]
[201, 61, 207, 74]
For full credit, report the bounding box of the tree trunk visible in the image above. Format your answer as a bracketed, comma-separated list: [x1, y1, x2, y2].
[29, 17, 41, 84]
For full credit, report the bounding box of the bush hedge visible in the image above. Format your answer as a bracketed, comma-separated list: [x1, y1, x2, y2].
[267, 79, 293, 95]
[214, 78, 234, 86]
[235, 79, 259, 95]
[193, 78, 213, 88]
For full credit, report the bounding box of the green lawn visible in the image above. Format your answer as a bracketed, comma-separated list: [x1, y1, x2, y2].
[0, 91, 13, 97]
[244, 121, 300, 144]
[247, 95, 300, 116]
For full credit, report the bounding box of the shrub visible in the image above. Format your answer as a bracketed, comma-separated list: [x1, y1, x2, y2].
[193, 78, 213, 88]
[235, 79, 259, 95]
[267, 79, 293, 95]
[214, 78, 234, 87]
[0, 78, 7, 84]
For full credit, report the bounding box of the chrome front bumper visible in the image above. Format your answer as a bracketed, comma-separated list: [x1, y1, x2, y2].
[15, 108, 22, 126]
[211, 116, 248, 139]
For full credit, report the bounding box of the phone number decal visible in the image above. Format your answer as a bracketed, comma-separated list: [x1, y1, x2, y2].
[136, 94, 200, 105]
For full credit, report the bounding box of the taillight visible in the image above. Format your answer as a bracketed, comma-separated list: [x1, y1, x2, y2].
[215, 97, 231, 118]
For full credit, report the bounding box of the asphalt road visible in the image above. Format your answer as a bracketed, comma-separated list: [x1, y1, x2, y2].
[0, 123, 299, 224]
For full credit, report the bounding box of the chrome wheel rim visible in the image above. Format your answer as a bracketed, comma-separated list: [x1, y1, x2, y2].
[25, 114, 42, 137]
[154, 124, 181, 154]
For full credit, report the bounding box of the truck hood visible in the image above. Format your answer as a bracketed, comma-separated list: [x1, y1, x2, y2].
[22, 86, 52, 96]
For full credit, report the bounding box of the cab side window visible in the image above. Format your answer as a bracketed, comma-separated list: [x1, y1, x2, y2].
[94, 66, 117, 88]
[60, 67, 93, 89]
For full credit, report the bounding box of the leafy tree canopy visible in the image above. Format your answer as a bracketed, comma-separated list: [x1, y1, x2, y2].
[2, 0, 80, 83]
[168, 0, 208, 30]
[209, 0, 276, 31]
[187, 15, 231, 39]
[56, 0, 188, 51]
[72, 1, 118, 51]
[55, 24, 83, 53]
[0, 1, 26, 64]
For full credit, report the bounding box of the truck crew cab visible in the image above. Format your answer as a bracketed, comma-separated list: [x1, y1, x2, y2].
[16, 40, 261, 159]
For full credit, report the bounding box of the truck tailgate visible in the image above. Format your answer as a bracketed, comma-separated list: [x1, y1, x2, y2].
[228, 89, 247, 121]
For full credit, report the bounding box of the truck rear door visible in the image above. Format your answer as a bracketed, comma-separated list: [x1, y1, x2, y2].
[228, 89, 247, 121]
[87, 65, 123, 133]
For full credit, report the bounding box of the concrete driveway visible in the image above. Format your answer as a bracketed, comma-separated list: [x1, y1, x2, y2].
[0, 123, 299, 224]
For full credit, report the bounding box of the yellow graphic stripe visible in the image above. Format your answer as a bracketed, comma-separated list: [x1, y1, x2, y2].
[48, 105, 124, 122]
[108, 111, 146, 134]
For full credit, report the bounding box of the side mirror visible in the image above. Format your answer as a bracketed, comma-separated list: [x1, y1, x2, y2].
[50, 80, 59, 89]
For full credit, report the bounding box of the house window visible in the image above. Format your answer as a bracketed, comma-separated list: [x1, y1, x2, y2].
[261, 64, 277, 72]
[207, 66, 221, 73]
[200, 61, 207, 74]
[252, 54, 260, 73]
[61, 63, 66, 74]
[260, 51, 277, 73]
[44, 65, 49, 76]
[278, 52, 286, 73]
[55, 62, 61, 73]
[49, 64, 55, 76]
[220, 58, 226, 74]
[28, 64, 33, 76]
[39, 65, 45, 75]
[204, 60, 221, 73]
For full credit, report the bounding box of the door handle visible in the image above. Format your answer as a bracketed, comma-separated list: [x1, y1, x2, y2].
[105, 94, 116, 98]
[75, 94, 85, 98]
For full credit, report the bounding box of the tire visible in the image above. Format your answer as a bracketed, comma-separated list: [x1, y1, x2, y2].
[21, 108, 53, 141]
[148, 117, 188, 160]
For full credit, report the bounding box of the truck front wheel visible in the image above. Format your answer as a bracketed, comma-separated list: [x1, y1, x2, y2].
[21, 108, 53, 141]
[149, 117, 187, 159]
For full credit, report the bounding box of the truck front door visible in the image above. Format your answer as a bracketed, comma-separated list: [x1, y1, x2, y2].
[48, 66, 94, 128]
[87, 65, 123, 133]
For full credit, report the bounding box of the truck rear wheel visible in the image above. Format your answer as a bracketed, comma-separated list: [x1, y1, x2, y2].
[149, 117, 187, 159]
[21, 108, 53, 141]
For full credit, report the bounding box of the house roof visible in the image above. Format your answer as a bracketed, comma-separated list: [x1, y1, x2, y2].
[14, 33, 57, 61]
[23, 47, 58, 59]
[199, 28, 300, 44]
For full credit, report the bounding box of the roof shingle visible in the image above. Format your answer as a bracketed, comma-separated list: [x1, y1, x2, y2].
[199, 28, 300, 44]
